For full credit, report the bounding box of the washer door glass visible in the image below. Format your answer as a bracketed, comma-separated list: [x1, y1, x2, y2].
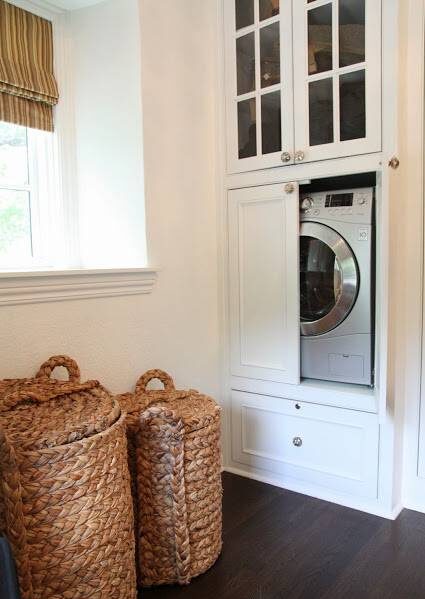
[300, 222, 359, 337]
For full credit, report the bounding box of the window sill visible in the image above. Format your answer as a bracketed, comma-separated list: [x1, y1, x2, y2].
[0, 268, 158, 306]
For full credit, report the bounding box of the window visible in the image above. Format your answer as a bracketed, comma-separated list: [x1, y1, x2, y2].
[0, 0, 148, 276]
[0, 120, 62, 270]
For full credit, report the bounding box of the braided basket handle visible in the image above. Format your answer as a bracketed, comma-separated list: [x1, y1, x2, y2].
[35, 355, 81, 383]
[135, 369, 175, 395]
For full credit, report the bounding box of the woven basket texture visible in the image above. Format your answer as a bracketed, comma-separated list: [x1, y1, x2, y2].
[120, 369, 222, 587]
[0, 356, 137, 599]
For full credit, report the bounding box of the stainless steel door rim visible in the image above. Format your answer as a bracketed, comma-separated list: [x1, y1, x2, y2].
[300, 222, 359, 337]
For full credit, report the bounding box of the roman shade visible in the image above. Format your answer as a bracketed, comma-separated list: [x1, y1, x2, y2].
[0, 0, 59, 131]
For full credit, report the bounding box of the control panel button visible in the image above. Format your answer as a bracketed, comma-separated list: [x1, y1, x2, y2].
[301, 197, 313, 211]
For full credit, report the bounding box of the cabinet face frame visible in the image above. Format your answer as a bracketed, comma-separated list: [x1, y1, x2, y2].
[228, 182, 300, 385]
[224, 0, 295, 174]
[293, 0, 382, 163]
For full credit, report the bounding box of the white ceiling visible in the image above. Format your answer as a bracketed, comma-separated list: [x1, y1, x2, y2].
[47, 0, 106, 9]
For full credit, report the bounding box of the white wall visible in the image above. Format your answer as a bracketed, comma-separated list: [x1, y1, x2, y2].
[0, 0, 221, 399]
[399, 0, 425, 511]
[71, 0, 147, 268]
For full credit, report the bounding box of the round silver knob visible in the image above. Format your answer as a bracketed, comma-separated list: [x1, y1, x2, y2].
[281, 151, 292, 163]
[295, 151, 305, 162]
[301, 197, 313, 211]
[293, 437, 303, 447]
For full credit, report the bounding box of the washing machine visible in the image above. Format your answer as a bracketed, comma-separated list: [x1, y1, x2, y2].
[300, 187, 374, 386]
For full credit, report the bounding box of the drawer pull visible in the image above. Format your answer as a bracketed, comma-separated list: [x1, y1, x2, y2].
[295, 403, 301, 410]
[293, 436, 303, 447]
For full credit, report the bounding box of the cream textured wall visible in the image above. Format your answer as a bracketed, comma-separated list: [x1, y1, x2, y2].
[0, 0, 221, 399]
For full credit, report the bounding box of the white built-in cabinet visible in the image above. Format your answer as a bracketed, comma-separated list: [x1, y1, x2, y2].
[222, 0, 397, 514]
[228, 182, 299, 384]
[224, 0, 382, 173]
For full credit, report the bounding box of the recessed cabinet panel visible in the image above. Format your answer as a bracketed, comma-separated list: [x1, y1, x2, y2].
[225, 0, 294, 173]
[293, 0, 381, 163]
[231, 391, 379, 499]
[228, 183, 299, 384]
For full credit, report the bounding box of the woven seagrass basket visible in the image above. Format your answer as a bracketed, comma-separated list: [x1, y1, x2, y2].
[119, 369, 222, 587]
[0, 356, 137, 599]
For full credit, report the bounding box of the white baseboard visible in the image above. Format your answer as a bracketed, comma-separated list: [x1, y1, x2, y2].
[223, 464, 402, 520]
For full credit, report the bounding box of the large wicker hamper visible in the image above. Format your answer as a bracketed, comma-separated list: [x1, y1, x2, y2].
[119, 369, 222, 587]
[0, 356, 137, 599]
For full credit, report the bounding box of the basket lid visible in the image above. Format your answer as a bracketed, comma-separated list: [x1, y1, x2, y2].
[122, 369, 188, 417]
[157, 391, 220, 433]
[130, 369, 220, 432]
[0, 379, 120, 451]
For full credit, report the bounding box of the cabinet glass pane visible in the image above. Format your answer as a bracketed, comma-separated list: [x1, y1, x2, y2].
[238, 98, 257, 159]
[309, 78, 334, 146]
[308, 3, 333, 75]
[259, 0, 279, 21]
[235, 0, 254, 30]
[261, 91, 281, 154]
[340, 70, 365, 141]
[237, 33, 255, 96]
[260, 22, 280, 88]
[339, 0, 365, 67]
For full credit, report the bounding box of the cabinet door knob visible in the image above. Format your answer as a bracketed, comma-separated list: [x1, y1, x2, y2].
[284, 183, 295, 194]
[293, 437, 303, 447]
[389, 156, 400, 170]
[295, 151, 305, 162]
[281, 151, 292, 163]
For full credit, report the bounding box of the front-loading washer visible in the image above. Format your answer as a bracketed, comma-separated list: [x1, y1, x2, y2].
[300, 187, 374, 386]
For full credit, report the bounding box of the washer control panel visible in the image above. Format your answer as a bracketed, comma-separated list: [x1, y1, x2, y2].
[300, 187, 373, 224]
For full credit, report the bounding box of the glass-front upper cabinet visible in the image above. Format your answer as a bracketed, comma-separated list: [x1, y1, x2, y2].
[224, 0, 294, 173]
[293, 0, 381, 163]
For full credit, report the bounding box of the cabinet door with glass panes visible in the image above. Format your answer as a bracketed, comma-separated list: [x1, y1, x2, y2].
[224, 0, 294, 173]
[293, 0, 381, 163]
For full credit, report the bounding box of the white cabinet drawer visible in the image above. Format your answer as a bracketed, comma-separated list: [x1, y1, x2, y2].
[231, 391, 379, 499]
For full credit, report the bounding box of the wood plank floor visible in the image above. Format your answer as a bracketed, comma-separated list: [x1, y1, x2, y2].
[141, 472, 425, 599]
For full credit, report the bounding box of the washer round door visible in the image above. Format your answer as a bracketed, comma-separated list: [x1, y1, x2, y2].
[300, 222, 359, 337]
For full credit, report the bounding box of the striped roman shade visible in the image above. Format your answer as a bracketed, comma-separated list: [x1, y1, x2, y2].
[0, 1, 59, 131]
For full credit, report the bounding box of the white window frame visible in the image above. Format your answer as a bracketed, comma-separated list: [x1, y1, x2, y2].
[1, 0, 79, 272]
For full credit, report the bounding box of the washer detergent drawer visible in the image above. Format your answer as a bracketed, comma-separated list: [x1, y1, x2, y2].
[231, 391, 379, 499]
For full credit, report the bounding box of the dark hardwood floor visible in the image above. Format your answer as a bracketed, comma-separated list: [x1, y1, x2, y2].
[141, 472, 425, 599]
